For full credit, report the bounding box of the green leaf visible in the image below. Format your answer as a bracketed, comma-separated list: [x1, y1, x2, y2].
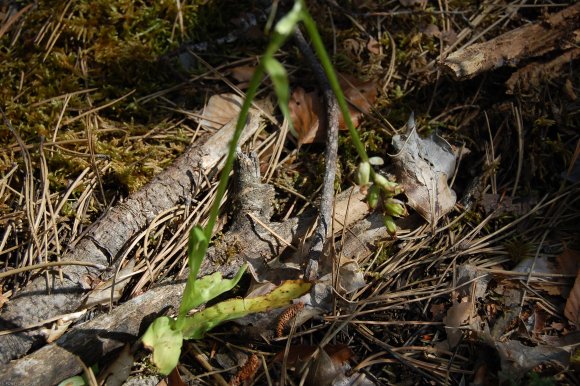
[274, 1, 303, 36]
[185, 264, 247, 311]
[142, 316, 183, 376]
[182, 280, 311, 339]
[187, 225, 207, 280]
[179, 226, 209, 317]
[263, 57, 293, 134]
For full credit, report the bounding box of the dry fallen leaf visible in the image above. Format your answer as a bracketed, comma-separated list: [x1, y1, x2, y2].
[565, 272, 580, 325]
[558, 247, 580, 275]
[198, 93, 244, 130]
[495, 339, 570, 377]
[229, 65, 256, 89]
[443, 300, 473, 348]
[367, 36, 381, 55]
[289, 74, 377, 145]
[289, 87, 324, 145]
[390, 114, 457, 224]
[97, 344, 134, 386]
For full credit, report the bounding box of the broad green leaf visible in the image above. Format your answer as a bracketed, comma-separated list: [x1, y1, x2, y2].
[185, 264, 247, 311]
[142, 316, 183, 376]
[274, 1, 303, 36]
[182, 280, 311, 339]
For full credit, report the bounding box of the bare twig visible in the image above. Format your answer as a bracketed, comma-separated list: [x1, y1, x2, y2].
[293, 28, 340, 281]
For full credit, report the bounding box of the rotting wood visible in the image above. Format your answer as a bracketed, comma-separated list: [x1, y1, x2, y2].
[506, 47, 580, 94]
[0, 152, 374, 386]
[0, 114, 262, 364]
[441, 3, 580, 80]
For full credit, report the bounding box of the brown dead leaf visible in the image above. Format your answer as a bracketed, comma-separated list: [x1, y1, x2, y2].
[199, 93, 244, 130]
[0, 292, 8, 310]
[565, 272, 580, 325]
[289, 75, 377, 145]
[390, 115, 457, 224]
[97, 344, 134, 386]
[229, 65, 256, 89]
[558, 247, 580, 275]
[443, 300, 473, 348]
[273, 344, 352, 366]
[367, 36, 380, 55]
[430, 303, 446, 321]
[289, 87, 324, 145]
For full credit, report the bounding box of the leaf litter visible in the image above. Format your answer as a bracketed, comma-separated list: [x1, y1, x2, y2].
[2, 1, 580, 385]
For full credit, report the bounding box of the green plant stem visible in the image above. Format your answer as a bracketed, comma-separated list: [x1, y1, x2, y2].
[299, 1, 369, 163]
[203, 35, 287, 240]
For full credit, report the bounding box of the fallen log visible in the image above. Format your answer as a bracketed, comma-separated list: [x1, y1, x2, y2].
[0, 114, 262, 364]
[441, 3, 580, 80]
[506, 47, 580, 94]
[0, 152, 374, 386]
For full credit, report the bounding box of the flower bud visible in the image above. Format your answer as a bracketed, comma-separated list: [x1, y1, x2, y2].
[356, 161, 371, 186]
[367, 184, 380, 209]
[373, 173, 398, 193]
[384, 198, 407, 217]
[368, 156, 384, 166]
[383, 215, 397, 236]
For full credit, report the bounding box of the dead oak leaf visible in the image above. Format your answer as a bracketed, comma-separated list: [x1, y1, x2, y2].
[390, 115, 457, 224]
[199, 93, 243, 130]
[289, 87, 324, 145]
[229, 65, 256, 89]
[289, 75, 377, 145]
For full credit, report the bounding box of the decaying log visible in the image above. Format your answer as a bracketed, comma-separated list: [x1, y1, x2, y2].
[0, 115, 262, 364]
[441, 3, 580, 80]
[506, 47, 580, 94]
[0, 152, 373, 386]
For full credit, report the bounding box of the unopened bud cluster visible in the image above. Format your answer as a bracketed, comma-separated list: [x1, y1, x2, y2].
[357, 159, 407, 236]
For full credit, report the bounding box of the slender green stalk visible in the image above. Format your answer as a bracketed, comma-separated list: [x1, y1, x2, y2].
[203, 37, 287, 240]
[299, 1, 369, 163]
[202, 66, 265, 239]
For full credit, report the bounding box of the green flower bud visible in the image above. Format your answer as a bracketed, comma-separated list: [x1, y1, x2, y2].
[373, 173, 398, 193]
[384, 198, 407, 217]
[357, 161, 371, 186]
[383, 215, 397, 236]
[367, 184, 380, 209]
[368, 156, 384, 166]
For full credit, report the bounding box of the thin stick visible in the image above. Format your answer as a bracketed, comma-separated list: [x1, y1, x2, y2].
[294, 28, 340, 281]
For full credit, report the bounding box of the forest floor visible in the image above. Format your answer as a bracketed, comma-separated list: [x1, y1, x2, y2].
[1, 1, 579, 385]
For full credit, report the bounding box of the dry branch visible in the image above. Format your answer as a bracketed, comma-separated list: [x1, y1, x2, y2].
[0, 153, 373, 386]
[293, 28, 340, 281]
[441, 3, 580, 80]
[506, 47, 580, 94]
[0, 115, 262, 363]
